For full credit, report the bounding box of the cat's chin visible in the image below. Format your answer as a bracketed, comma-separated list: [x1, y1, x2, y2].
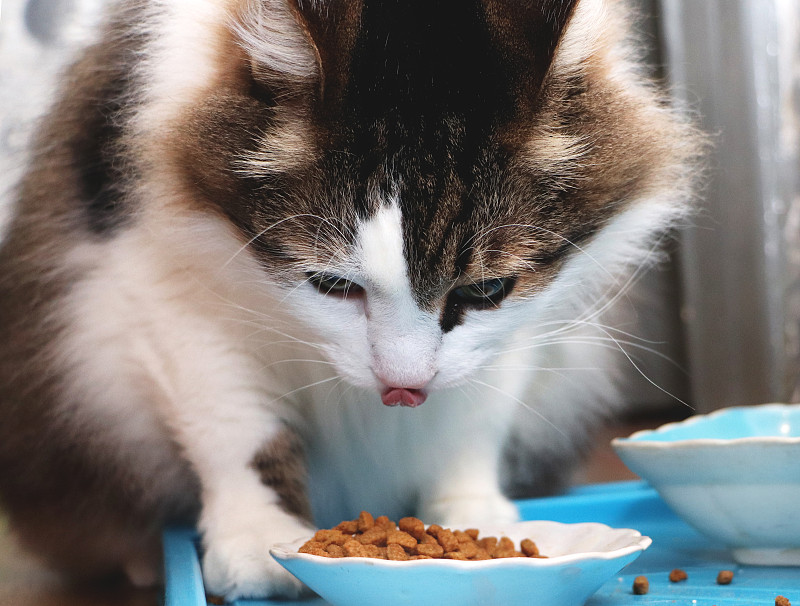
[380, 387, 428, 407]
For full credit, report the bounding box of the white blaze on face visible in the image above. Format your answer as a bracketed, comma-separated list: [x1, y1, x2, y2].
[355, 201, 440, 398]
[357, 202, 409, 296]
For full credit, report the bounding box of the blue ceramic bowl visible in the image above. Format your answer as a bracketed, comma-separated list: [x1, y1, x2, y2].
[613, 403, 800, 565]
[270, 520, 650, 606]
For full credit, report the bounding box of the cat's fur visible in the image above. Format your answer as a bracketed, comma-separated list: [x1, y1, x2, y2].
[0, 0, 700, 599]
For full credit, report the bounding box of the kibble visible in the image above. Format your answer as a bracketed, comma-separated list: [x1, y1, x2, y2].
[632, 575, 649, 595]
[298, 511, 548, 561]
[520, 538, 540, 557]
[669, 568, 688, 583]
[716, 570, 734, 585]
[776, 597, 791, 606]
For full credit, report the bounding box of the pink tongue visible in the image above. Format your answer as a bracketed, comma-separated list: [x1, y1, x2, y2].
[381, 388, 427, 408]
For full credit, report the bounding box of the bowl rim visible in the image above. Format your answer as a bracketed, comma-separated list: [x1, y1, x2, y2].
[612, 403, 800, 448]
[270, 520, 652, 570]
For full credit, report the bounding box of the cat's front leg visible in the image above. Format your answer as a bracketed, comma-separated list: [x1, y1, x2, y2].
[201, 494, 311, 600]
[175, 402, 313, 600]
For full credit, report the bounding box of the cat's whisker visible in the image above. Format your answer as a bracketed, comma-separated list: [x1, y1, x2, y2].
[502, 318, 669, 350]
[305, 219, 357, 275]
[455, 381, 478, 404]
[464, 222, 614, 282]
[184, 275, 296, 326]
[286, 241, 360, 305]
[568, 233, 670, 327]
[482, 249, 540, 274]
[269, 375, 343, 405]
[478, 364, 604, 374]
[259, 358, 338, 369]
[491, 317, 599, 349]
[279, 271, 320, 303]
[500, 237, 665, 348]
[557, 318, 666, 344]
[467, 378, 570, 441]
[562, 328, 685, 371]
[214, 314, 329, 352]
[221, 212, 356, 273]
[497, 334, 681, 371]
[499, 325, 692, 409]
[332, 379, 360, 410]
[220, 214, 311, 270]
[475, 364, 587, 386]
[207, 300, 293, 327]
[194, 287, 328, 353]
[254, 329, 328, 352]
[213, 310, 293, 333]
[584, 324, 694, 411]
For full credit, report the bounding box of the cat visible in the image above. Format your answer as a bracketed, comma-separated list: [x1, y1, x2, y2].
[0, 0, 701, 600]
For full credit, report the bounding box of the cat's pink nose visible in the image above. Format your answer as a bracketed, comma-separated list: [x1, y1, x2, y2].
[381, 387, 428, 408]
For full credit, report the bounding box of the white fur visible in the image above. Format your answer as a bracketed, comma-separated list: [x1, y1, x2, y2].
[130, 0, 230, 139]
[235, 0, 318, 83]
[554, 0, 609, 71]
[237, 115, 316, 177]
[357, 201, 408, 296]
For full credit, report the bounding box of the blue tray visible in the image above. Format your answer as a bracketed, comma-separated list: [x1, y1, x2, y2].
[162, 481, 800, 605]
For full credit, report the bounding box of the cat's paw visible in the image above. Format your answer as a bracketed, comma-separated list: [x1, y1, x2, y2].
[420, 493, 520, 527]
[201, 513, 312, 601]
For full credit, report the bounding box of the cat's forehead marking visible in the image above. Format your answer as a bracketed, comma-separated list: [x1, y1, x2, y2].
[356, 200, 410, 295]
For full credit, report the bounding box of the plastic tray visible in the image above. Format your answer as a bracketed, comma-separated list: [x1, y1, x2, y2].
[162, 481, 800, 605]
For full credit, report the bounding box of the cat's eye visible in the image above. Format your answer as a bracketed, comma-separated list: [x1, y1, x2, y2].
[307, 273, 363, 297]
[450, 277, 514, 306]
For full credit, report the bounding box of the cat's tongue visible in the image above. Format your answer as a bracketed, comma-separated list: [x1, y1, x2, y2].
[381, 388, 427, 408]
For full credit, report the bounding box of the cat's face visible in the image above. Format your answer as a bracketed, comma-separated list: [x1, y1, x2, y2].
[169, 0, 696, 405]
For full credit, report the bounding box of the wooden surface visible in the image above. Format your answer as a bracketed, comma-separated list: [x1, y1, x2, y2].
[0, 416, 660, 606]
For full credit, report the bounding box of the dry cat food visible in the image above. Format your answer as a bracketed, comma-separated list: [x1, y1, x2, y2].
[299, 511, 548, 561]
[632, 575, 650, 595]
[668, 568, 688, 582]
[776, 597, 791, 606]
[716, 570, 734, 585]
[632, 569, 739, 596]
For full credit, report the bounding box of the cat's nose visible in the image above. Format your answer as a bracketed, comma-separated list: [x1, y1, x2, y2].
[381, 387, 428, 407]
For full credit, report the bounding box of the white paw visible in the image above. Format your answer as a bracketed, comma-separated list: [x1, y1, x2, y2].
[201, 511, 313, 601]
[420, 493, 520, 528]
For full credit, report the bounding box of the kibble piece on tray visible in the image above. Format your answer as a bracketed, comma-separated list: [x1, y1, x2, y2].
[716, 570, 734, 585]
[668, 568, 688, 582]
[632, 575, 649, 595]
[298, 512, 548, 561]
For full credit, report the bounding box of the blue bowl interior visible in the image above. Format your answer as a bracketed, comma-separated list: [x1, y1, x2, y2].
[626, 405, 800, 442]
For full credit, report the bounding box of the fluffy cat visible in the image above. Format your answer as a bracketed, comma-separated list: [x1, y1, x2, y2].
[0, 0, 700, 599]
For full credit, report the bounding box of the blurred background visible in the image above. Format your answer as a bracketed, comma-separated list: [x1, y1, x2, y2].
[633, 0, 800, 417]
[1, 0, 800, 604]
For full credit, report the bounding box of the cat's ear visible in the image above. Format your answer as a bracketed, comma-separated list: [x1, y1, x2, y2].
[483, 0, 605, 100]
[234, 0, 361, 103]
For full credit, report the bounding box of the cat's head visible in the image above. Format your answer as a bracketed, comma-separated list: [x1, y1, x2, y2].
[162, 0, 700, 406]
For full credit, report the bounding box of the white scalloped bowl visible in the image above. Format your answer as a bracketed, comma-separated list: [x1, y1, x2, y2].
[270, 520, 650, 606]
[612, 403, 800, 565]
